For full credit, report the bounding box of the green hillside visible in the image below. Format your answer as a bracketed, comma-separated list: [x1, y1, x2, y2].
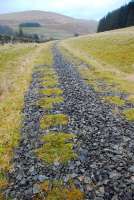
[60, 26, 134, 120]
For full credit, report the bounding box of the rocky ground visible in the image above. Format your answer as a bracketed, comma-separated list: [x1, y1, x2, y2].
[6, 45, 134, 200]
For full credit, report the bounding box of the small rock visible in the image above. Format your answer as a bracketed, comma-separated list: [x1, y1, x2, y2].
[78, 176, 85, 182]
[38, 175, 48, 182]
[84, 177, 92, 184]
[71, 173, 78, 178]
[33, 184, 40, 194]
[128, 166, 134, 173]
[131, 176, 134, 182]
[86, 184, 93, 191]
[99, 186, 105, 194]
[54, 161, 60, 166]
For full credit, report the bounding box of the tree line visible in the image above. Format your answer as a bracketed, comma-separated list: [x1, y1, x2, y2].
[0, 27, 41, 44]
[0, 25, 54, 44]
[98, 0, 134, 32]
[19, 22, 41, 28]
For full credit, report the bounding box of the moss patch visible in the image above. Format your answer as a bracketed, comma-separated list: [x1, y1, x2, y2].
[127, 95, 134, 103]
[104, 96, 125, 106]
[0, 172, 8, 190]
[0, 172, 8, 200]
[34, 181, 84, 200]
[38, 96, 64, 110]
[40, 114, 68, 129]
[42, 79, 58, 88]
[36, 132, 76, 164]
[43, 74, 58, 81]
[123, 108, 134, 121]
[40, 88, 63, 96]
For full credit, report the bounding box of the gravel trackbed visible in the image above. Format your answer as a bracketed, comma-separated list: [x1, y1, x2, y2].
[7, 45, 134, 200]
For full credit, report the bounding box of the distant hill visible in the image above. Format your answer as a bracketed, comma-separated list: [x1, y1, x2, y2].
[0, 11, 98, 39]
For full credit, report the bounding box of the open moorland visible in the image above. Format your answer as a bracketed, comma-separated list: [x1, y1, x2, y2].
[0, 26, 134, 200]
[0, 11, 98, 39]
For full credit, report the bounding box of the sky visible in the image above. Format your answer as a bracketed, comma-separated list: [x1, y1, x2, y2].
[0, 0, 131, 20]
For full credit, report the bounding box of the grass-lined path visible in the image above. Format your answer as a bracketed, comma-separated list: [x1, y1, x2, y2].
[1, 40, 134, 200]
[6, 43, 84, 200]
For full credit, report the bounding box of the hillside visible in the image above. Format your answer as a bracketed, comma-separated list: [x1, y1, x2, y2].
[60, 26, 134, 119]
[0, 10, 98, 39]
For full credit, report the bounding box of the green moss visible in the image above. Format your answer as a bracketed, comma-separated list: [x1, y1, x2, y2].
[40, 114, 68, 129]
[34, 180, 84, 200]
[104, 96, 125, 106]
[127, 95, 134, 103]
[42, 75, 57, 80]
[0, 171, 8, 191]
[36, 132, 76, 164]
[42, 79, 58, 88]
[40, 88, 63, 96]
[46, 186, 83, 200]
[123, 108, 134, 121]
[38, 96, 64, 110]
[42, 69, 56, 76]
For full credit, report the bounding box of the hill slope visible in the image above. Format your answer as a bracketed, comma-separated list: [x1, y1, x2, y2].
[0, 11, 98, 39]
[60, 26, 134, 119]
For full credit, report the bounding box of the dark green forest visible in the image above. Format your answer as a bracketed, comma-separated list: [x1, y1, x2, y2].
[0, 25, 14, 35]
[98, 0, 134, 32]
[19, 22, 41, 27]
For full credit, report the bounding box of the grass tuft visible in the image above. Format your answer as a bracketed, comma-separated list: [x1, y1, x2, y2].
[127, 95, 134, 103]
[36, 132, 76, 164]
[38, 96, 64, 110]
[40, 88, 63, 96]
[40, 114, 68, 129]
[104, 96, 125, 106]
[34, 180, 84, 200]
[42, 79, 58, 88]
[123, 108, 134, 121]
[0, 172, 8, 189]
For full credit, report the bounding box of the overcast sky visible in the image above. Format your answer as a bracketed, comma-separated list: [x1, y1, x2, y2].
[0, 0, 130, 20]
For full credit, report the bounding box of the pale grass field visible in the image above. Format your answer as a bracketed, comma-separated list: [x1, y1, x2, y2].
[60, 27, 134, 120]
[0, 42, 53, 199]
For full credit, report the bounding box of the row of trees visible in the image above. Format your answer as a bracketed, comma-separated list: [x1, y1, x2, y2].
[0, 30, 41, 44]
[0, 25, 14, 35]
[19, 22, 41, 28]
[98, 0, 134, 32]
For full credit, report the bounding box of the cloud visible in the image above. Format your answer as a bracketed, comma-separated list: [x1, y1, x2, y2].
[0, 0, 130, 20]
[45, 0, 130, 19]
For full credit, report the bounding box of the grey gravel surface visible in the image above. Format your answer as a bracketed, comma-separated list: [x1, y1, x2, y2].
[6, 46, 134, 200]
[53, 46, 134, 200]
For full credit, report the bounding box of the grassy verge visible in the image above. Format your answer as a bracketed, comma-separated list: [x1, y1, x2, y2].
[60, 27, 134, 120]
[0, 42, 54, 198]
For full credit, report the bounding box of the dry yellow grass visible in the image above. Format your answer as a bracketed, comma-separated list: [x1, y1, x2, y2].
[0, 42, 54, 198]
[60, 27, 134, 120]
[40, 114, 68, 129]
[34, 180, 84, 200]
